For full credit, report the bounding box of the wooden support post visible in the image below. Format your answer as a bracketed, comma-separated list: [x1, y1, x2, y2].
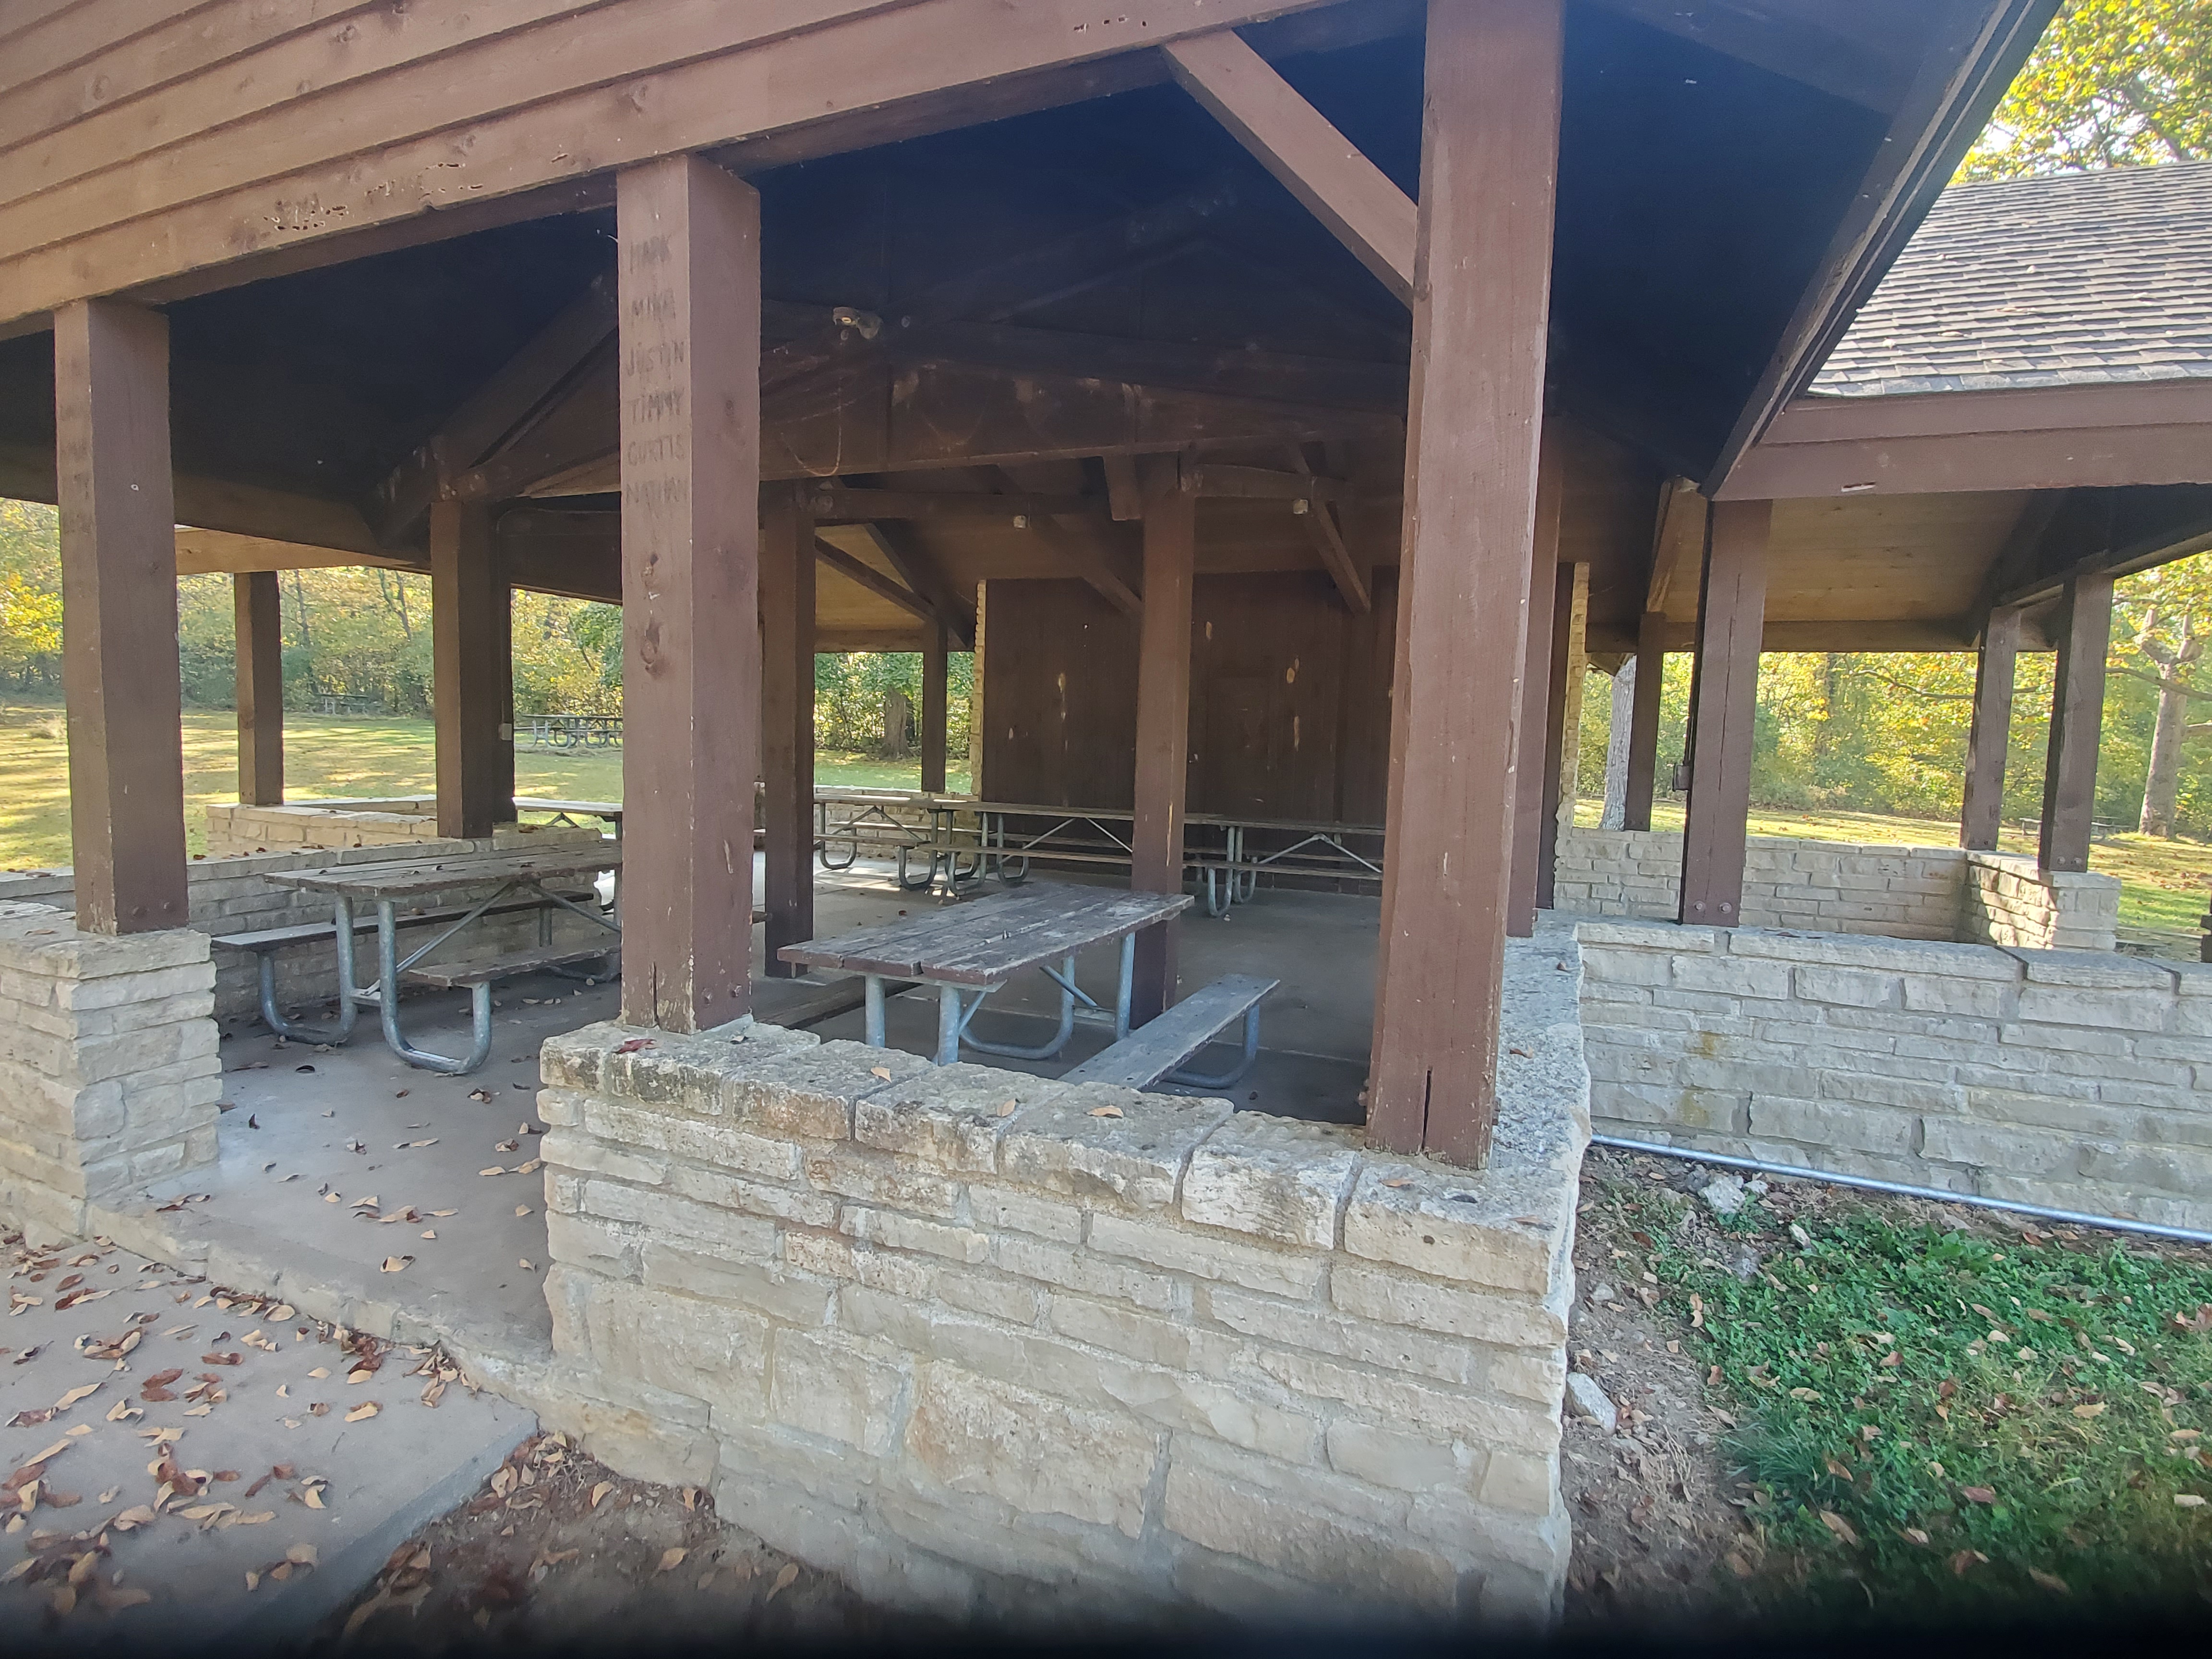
[1369, 0, 1562, 1166]
[233, 570, 284, 806]
[2039, 572, 2113, 875]
[1960, 604, 2021, 853]
[921, 620, 949, 795]
[761, 482, 815, 979]
[1678, 498, 1771, 925]
[53, 299, 188, 935]
[1623, 612, 1664, 832]
[1506, 428, 1565, 939]
[431, 501, 510, 840]
[494, 577, 516, 820]
[617, 153, 762, 1032]
[1130, 456, 1197, 1025]
[1534, 562, 1578, 914]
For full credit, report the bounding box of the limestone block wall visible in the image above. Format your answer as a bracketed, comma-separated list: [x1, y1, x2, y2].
[0, 902, 222, 1243]
[1550, 831, 2117, 952]
[0, 825, 612, 1022]
[533, 938, 1588, 1623]
[1964, 853, 2122, 951]
[204, 798, 582, 856]
[1576, 919, 2212, 1231]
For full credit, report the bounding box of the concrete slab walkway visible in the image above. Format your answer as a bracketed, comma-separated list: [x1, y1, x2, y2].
[3, 1230, 531, 1644]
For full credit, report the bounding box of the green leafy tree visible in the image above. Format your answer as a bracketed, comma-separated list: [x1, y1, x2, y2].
[1964, 0, 2212, 177]
[0, 500, 62, 690]
[2109, 558, 2212, 835]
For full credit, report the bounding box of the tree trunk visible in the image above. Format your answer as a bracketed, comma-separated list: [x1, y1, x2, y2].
[2140, 673, 2191, 836]
[1601, 660, 1635, 829]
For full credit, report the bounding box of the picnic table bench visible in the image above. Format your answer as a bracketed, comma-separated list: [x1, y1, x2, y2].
[253, 847, 623, 1074]
[779, 882, 1189, 1066]
[780, 883, 1274, 1085]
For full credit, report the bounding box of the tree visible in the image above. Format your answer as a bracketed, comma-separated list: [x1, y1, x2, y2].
[2110, 559, 2212, 835]
[1964, 0, 2212, 178]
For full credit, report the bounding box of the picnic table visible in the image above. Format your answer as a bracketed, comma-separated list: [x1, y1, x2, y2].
[261, 846, 622, 1074]
[515, 797, 624, 839]
[904, 799, 1384, 912]
[777, 882, 1190, 1065]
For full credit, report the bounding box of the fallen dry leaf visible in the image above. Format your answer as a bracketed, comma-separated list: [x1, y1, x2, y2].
[53, 1383, 100, 1411]
[2072, 1402, 2106, 1419]
[1959, 1486, 1997, 1505]
[590, 1481, 614, 1509]
[380, 1257, 412, 1274]
[614, 1037, 656, 1054]
[479, 1167, 505, 1178]
[2177, 1493, 2207, 1509]
[1818, 1510, 1859, 1547]
[345, 1402, 380, 1423]
[2030, 1568, 2070, 1593]
[656, 1547, 687, 1574]
[288, 1542, 319, 1567]
[1087, 1105, 1124, 1118]
[768, 1561, 799, 1601]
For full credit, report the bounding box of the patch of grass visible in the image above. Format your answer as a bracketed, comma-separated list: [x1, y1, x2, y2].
[1608, 1184, 2212, 1619]
[0, 700, 968, 871]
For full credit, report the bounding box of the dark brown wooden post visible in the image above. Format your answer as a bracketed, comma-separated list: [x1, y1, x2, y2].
[1369, 0, 1562, 1166]
[1622, 612, 1664, 832]
[921, 620, 949, 795]
[1534, 561, 1579, 914]
[233, 570, 284, 807]
[617, 153, 761, 1032]
[2039, 571, 2113, 875]
[53, 298, 188, 936]
[1507, 425, 1565, 938]
[1131, 455, 1195, 1025]
[494, 575, 517, 821]
[431, 500, 510, 840]
[761, 482, 815, 979]
[1678, 498, 1770, 925]
[1960, 603, 2021, 852]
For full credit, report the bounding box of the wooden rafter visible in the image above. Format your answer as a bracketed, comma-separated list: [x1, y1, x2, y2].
[1285, 444, 1369, 614]
[813, 536, 933, 623]
[1163, 30, 1415, 305]
[983, 465, 1142, 617]
[856, 522, 975, 648]
[807, 486, 1105, 522]
[368, 266, 618, 546]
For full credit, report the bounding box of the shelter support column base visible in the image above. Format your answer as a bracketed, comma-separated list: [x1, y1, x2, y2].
[2039, 573, 2113, 876]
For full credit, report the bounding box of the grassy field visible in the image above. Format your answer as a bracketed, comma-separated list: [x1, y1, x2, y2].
[2, 698, 2204, 939]
[0, 701, 967, 871]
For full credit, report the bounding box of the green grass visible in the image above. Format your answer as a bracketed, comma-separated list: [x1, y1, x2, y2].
[1575, 796, 2211, 940]
[1599, 1178, 2212, 1620]
[0, 700, 967, 871]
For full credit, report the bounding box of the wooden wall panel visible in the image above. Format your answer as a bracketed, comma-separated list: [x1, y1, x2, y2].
[978, 570, 1397, 826]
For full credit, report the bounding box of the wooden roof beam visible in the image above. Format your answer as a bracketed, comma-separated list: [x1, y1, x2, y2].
[979, 465, 1141, 617]
[855, 522, 975, 649]
[806, 485, 1105, 522]
[1162, 29, 1415, 306]
[813, 536, 933, 624]
[368, 265, 618, 546]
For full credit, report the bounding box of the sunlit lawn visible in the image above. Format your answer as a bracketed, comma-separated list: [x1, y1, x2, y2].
[0, 701, 968, 871]
[2, 697, 2201, 939]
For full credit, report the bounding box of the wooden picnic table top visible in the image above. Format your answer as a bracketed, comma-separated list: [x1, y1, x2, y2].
[514, 796, 624, 819]
[778, 881, 1189, 986]
[264, 846, 622, 900]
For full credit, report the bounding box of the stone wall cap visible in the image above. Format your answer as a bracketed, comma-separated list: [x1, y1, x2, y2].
[1722, 928, 2020, 978]
[1570, 919, 1711, 949]
[0, 908, 211, 977]
[999, 1083, 1233, 1208]
[1998, 948, 2177, 989]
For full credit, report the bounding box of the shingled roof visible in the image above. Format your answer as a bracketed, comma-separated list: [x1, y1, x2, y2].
[1810, 160, 2212, 398]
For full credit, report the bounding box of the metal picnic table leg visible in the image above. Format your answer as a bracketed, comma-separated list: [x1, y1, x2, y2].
[935, 985, 964, 1066]
[865, 975, 887, 1048]
[254, 894, 361, 1044]
[375, 899, 494, 1075]
[1116, 932, 1136, 1038]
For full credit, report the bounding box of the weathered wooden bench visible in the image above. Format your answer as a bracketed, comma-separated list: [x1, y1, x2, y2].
[1060, 973, 1277, 1091]
[212, 893, 602, 1042]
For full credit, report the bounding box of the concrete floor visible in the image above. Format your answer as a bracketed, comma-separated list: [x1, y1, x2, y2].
[0, 1234, 531, 1643]
[132, 861, 1382, 1376]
